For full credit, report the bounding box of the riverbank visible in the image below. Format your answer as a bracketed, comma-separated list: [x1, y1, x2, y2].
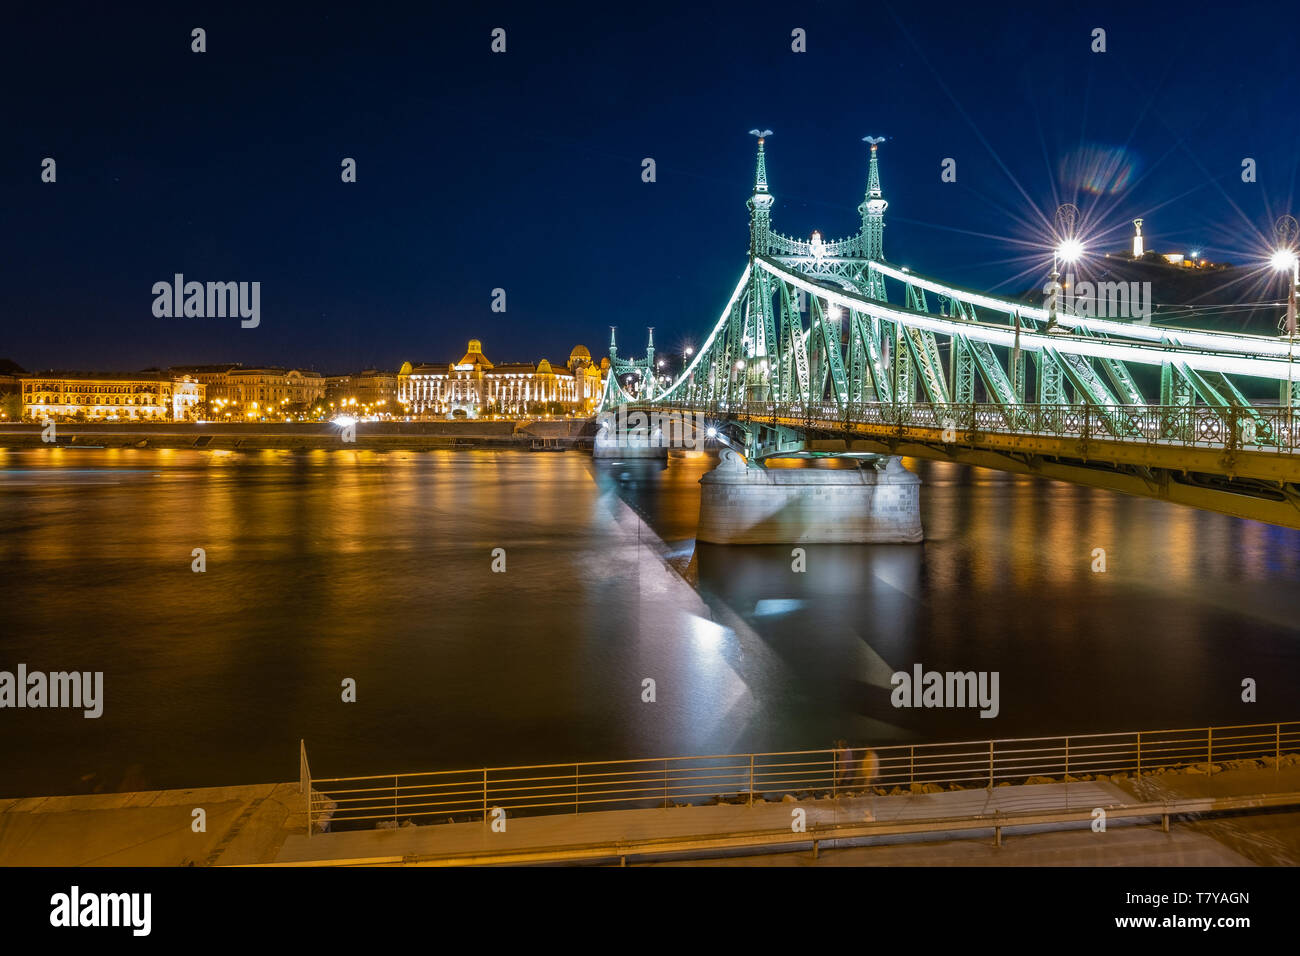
[5, 761, 1298, 866]
[0, 420, 593, 451]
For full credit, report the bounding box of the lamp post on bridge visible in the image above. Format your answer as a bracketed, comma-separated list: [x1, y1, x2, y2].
[1272, 216, 1299, 336]
[1046, 204, 1082, 332]
[1271, 215, 1299, 412]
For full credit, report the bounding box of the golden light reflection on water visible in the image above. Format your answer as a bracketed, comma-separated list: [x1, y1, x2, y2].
[2, 446, 1300, 798]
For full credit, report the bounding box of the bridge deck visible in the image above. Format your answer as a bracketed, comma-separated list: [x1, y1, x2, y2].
[639, 400, 1300, 527]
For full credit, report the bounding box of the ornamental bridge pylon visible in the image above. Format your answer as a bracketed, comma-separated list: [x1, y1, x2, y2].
[605, 325, 659, 401]
[598, 132, 1300, 540]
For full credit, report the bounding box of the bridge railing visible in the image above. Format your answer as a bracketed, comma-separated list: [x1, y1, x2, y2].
[637, 398, 1300, 454]
[303, 720, 1299, 833]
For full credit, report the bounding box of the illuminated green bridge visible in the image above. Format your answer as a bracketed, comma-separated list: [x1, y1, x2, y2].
[597, 133, 1300, 536]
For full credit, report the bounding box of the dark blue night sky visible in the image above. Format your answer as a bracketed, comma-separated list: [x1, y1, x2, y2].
[4, 0, 1297, 373]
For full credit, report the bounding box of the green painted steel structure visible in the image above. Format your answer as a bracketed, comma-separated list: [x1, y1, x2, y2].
[598, 134, 1300, 525]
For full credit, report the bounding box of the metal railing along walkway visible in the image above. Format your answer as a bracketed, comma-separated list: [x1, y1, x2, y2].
[644, 398, 1300, 456]
[302, 720, 1300, 834]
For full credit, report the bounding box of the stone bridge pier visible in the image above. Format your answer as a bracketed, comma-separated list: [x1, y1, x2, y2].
[696, 450, 923, 544]
[592, 407, 709, 460]
[592, 412, 668, 459]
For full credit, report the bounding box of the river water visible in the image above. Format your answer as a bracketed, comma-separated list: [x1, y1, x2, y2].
[1, 446, 1298, 798]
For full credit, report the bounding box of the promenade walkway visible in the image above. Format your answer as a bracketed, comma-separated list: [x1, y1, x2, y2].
[0, 783, 305, 867]
[275, 764, 1300, 866]
[4, 766, 1296, 867]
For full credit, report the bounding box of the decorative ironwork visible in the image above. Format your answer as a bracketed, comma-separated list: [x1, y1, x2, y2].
[598, 136, 1300, 497]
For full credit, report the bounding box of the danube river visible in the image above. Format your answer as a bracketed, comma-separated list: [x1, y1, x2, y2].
[1, 446, 1298, 798]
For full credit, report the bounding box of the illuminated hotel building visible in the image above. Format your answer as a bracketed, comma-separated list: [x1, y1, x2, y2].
[21, 372, 205, 421]
[398, 340, 605, 418]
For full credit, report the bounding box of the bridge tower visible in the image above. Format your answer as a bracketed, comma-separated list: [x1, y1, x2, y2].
[602, 326, 659, 401]
[740, 131, 778, 402]
[646, 327, 656, 391]
[858, 136, 890, 302]
[747, 130, 774, 257]
[593, 326, 669, 459]
[859, 137, 888, 260]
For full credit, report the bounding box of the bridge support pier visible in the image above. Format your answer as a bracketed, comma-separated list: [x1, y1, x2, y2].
[697, 451, 923, 544]
[592, 423, 670, 459]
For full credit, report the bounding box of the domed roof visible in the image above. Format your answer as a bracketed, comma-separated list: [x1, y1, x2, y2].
[569, 344, 591, 365]
[536, 358, 552, 373]
[600, 357, 610, 370]
[457, 339, 493, 369]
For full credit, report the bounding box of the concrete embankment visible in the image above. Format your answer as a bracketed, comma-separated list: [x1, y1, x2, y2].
[6, 760, 1300, 866]
[0, 420, 593, 452]
[0, 782, 308, 866]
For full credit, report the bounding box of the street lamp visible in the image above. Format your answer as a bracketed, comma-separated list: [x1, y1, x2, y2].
[1272, 215, 1300, 410]
[1270, 248, 1297, 271]
[1274, 215, 1300, 337]
[1046, 204, 1083, 331]
[1271, 247, 1298, 338]
[1056, 238, 1085, 264]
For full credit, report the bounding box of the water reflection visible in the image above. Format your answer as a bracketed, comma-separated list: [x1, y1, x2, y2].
[626, 453, 1300, 746]
[0, 447, 1298, 800]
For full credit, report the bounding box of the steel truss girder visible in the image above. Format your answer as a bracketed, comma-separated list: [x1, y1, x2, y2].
[900, 285, 950, 404]
[968, 340, 1018, 407]
[891, 321, 914, 404]
[637, 253, 1300, 475]
[809, 295, 849, 410]
[952, 337, 976, 404]
[779, 281, 810, 406]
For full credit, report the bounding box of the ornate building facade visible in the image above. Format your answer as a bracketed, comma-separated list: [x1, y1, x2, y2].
[325, 369, 399, 414]
[169, 364, 326, 411]
[21, 372, 205, 421]
[398, 340, 604, 418]
[224, 367, 325, 407]
[168, 364, 242, 402]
